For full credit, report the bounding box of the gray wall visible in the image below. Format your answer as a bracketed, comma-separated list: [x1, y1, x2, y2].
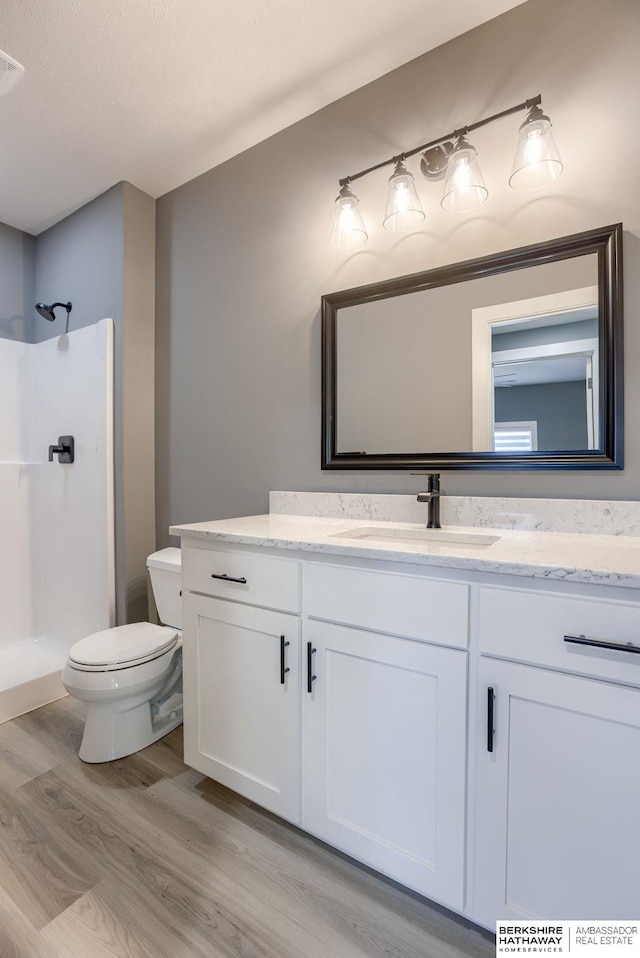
[155, 0, 640, 545]
[494, 381, 588, 450]
[33, 184, 124, 342]
[493, 319, 599, 352]
[34, 182, 156, 623]
[0, 222, 35, 343]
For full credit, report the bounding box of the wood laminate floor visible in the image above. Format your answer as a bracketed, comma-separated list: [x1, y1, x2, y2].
[0, 697, 493, 958]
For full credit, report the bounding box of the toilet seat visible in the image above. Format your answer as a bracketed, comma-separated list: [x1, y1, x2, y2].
[68, 622, 179, 672]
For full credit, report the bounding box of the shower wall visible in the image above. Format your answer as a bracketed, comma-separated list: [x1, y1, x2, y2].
[0, 319, 114, 723]
[0, 338, 34, 647]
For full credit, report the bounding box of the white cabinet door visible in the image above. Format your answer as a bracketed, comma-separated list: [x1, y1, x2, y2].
[303, 620, 468, 911]
[473, 658, 640, 928]
[183, 593, 301, 822]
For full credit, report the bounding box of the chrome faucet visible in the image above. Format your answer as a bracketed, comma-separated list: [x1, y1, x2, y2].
[415, 473, 441, 529]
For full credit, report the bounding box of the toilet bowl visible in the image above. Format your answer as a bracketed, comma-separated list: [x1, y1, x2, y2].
[62, 548, 183, 763]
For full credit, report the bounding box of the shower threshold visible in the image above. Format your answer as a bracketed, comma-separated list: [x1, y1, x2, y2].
[0, 637, 68, 723]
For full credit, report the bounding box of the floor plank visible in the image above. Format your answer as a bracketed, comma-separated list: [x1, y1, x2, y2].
[0, 699, 493, 958]
[0, 720, 60, 790]
[41, 881, 171, 958]
[24, 767, 307, 958]
[12, 698, 85, 764]
[0, 777, 99, 930]
[0, 882, 53, 958]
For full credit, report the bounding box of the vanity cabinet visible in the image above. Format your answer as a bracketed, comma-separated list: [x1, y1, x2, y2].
[179, 532, 640, 932]
[182, 549, 302, 822]
[472, 585, 640, 927]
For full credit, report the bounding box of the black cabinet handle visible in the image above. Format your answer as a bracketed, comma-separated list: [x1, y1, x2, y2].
[211, 573, 247, 585]
[307, 642, 317, 693]
[487, 687, 495, 753]
[280, 635, 290, 685]
[564, 633, 640, 654]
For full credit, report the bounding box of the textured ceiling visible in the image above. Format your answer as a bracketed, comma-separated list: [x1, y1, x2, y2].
[0, 0, 526, 234]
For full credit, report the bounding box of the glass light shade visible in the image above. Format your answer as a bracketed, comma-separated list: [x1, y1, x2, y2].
[329, 184, 368, 248]
[441, 138, 488, 213]
[509, 107, 563, 190]
[383, 160, 425, 232]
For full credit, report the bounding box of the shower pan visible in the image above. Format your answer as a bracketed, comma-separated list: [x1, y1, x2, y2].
[0, 319, 115, 723]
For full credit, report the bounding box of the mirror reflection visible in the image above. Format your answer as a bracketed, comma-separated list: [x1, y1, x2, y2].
[472, 283, 599, 452]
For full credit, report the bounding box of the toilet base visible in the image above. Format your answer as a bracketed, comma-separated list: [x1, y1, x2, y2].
[64, 640, 184, 764]
[79, 695, 183, 763]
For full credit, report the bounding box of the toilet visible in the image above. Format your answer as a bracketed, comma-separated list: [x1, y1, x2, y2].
[62, 547, 183, 763]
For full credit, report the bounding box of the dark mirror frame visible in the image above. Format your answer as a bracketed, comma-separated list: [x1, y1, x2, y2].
[322, 223, 623, 471]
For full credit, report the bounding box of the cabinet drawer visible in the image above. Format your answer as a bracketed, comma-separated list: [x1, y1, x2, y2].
[305, 563, 468, 648]
[479, 585, 640, 685]
[182, 545, 300, 613]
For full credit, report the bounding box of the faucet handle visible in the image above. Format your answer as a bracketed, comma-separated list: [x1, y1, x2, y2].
[48, 435, 75, 464]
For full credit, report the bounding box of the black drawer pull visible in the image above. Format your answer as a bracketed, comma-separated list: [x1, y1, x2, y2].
[564, 633, 640, 654]
[211, 573, 247, 585]
[307, 642, 317, 694]
[487, 687, 495, 753]
[280, 635, 290, 685]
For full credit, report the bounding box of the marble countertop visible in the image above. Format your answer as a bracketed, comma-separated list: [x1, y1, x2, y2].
[170, 513, 640, 589]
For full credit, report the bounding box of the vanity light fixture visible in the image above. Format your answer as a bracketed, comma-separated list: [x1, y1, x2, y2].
[329, 94, 562, 248]
[329, 182, 368, 249]
[509, 102, 563, 190]
[383, 158, 425, 232]
[441, 135, 488, 213]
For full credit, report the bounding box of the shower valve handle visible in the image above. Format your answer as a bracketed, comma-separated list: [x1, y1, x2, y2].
[48, 435, 75, 464]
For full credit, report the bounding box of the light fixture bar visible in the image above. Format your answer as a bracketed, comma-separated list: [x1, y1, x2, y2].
[338, 94, 542, 187]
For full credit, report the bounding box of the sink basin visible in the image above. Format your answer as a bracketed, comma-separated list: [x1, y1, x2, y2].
[330, 526, 500, 550]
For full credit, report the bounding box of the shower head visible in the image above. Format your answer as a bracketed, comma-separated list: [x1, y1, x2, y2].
[36, 303, 56, 322]
[35, 301, 72, 323]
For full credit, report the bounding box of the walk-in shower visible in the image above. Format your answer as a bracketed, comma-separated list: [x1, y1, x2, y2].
[0, 318, 115, 722]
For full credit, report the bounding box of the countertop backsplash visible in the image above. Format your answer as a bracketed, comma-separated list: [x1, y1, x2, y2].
[269, 491, 640, 538]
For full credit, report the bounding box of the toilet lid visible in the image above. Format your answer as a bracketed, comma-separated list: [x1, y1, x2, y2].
[69, 622, 178, 669]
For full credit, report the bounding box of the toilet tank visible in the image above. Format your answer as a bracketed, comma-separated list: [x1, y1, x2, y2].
[147, 548, 182, 629]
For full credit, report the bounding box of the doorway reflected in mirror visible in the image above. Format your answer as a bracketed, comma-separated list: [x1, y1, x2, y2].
[472, 285, 599, 452]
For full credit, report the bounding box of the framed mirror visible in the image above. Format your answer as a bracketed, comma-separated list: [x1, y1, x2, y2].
[321, 223, 623, 470]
